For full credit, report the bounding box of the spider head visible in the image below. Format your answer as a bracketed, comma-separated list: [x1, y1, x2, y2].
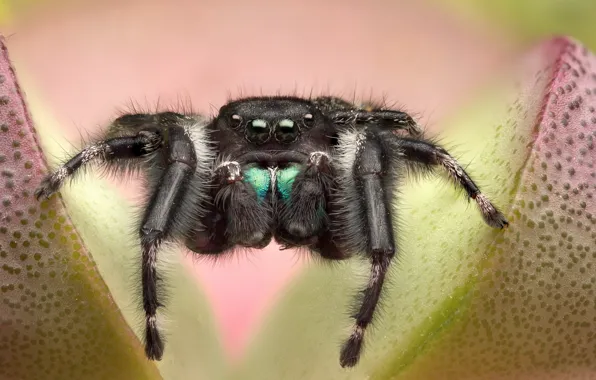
[216, 97, 321, 144]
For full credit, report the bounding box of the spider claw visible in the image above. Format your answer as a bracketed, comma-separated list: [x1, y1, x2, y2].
[35, 171, 66, 200]
[475, 193, 509, 229]
[144, 317, 164, 361]
[488, 211, 509, 229]
[34, 182, 55, 200]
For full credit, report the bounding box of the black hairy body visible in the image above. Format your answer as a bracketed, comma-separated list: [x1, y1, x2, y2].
[35, 95, 509, 368]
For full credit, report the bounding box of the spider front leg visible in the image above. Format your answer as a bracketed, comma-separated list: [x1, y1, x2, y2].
[339, 133, 396, 368]
[140, 125, 197, 360]
[395, 136, 509, 228]
[34, 125, 161, 199]
[313, 96, 423, 137]
[35, 112, 207, 360]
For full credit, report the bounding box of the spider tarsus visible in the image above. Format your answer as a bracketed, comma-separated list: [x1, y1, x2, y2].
[277, 152, 333, 246]
[35, 170, 67, 200]
[144, 315, 164, 361]
[140, 229, 164, 359]
[475, 193, 509, 229]
[216, 182, 273, 247]
[280, 180, 326, 236]
[485, 210, 509, 229]
[34, 181, 55, 200]
[339, 325, 365, 368]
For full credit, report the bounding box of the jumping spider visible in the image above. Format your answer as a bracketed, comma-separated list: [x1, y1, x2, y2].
[35, 96, 508, 367]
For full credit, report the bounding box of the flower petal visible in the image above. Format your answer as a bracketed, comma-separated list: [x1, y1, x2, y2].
[0, 37, 161, 380]
[233, 37, 596, 379]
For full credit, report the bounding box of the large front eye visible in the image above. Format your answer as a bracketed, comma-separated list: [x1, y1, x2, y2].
[277, 119, 295, 133]
[250, 119, 268, 132]
[275, 119, 299, 144]
[230, 114, 242, 128]
[246, 119, 271, 144]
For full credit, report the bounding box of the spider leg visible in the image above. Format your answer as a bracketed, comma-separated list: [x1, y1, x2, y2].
[329, 109, 422, 137]
[339, 133, 396, 368]
[34, 129, 161, 199]
[140, 125, 197, 360]
[396, 136, 509, 228]
[312, 96, 422, 137]
[36, 111, 213, 359]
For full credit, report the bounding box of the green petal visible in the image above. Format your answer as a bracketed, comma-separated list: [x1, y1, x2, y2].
[2, 45, 226, 379]
[233, 37, 596, 379]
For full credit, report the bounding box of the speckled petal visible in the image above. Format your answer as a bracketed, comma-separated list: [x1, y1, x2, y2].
[392, 36, 596, 380]
[0, 38, 161, 379]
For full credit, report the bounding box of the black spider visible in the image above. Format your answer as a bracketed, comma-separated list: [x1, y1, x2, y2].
[35, 95, 508, 368]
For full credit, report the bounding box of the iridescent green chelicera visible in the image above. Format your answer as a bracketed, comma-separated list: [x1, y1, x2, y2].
[243, 164, 302, 201]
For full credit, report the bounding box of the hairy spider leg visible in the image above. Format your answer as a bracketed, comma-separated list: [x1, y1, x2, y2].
[312, 96, 422, 137]
[331, 109, 423, 137]
[339, 132, 397, 368]
[33, 112, 210, 200]
[392, 135, 509, 228]
[139, 125, 197, 360]
[35, 112, 215, 360]
[34, 130, 161, 199]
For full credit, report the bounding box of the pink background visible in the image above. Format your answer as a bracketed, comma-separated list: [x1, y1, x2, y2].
[4, 0, 515, 360]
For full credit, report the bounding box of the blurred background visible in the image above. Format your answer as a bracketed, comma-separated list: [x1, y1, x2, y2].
[0, 0, 595, 363]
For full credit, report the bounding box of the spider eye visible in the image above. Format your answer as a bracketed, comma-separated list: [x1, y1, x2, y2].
[274, 119, 299, 144]
[277, 119, 295, 132]
[230, 114, 242, 128]
[246, 119, 271, 144]
[250, 119, 268, 129]
[303, 113, 314, 127]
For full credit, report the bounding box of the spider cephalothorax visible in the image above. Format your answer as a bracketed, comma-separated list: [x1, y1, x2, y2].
[35, 95, 508, 367]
